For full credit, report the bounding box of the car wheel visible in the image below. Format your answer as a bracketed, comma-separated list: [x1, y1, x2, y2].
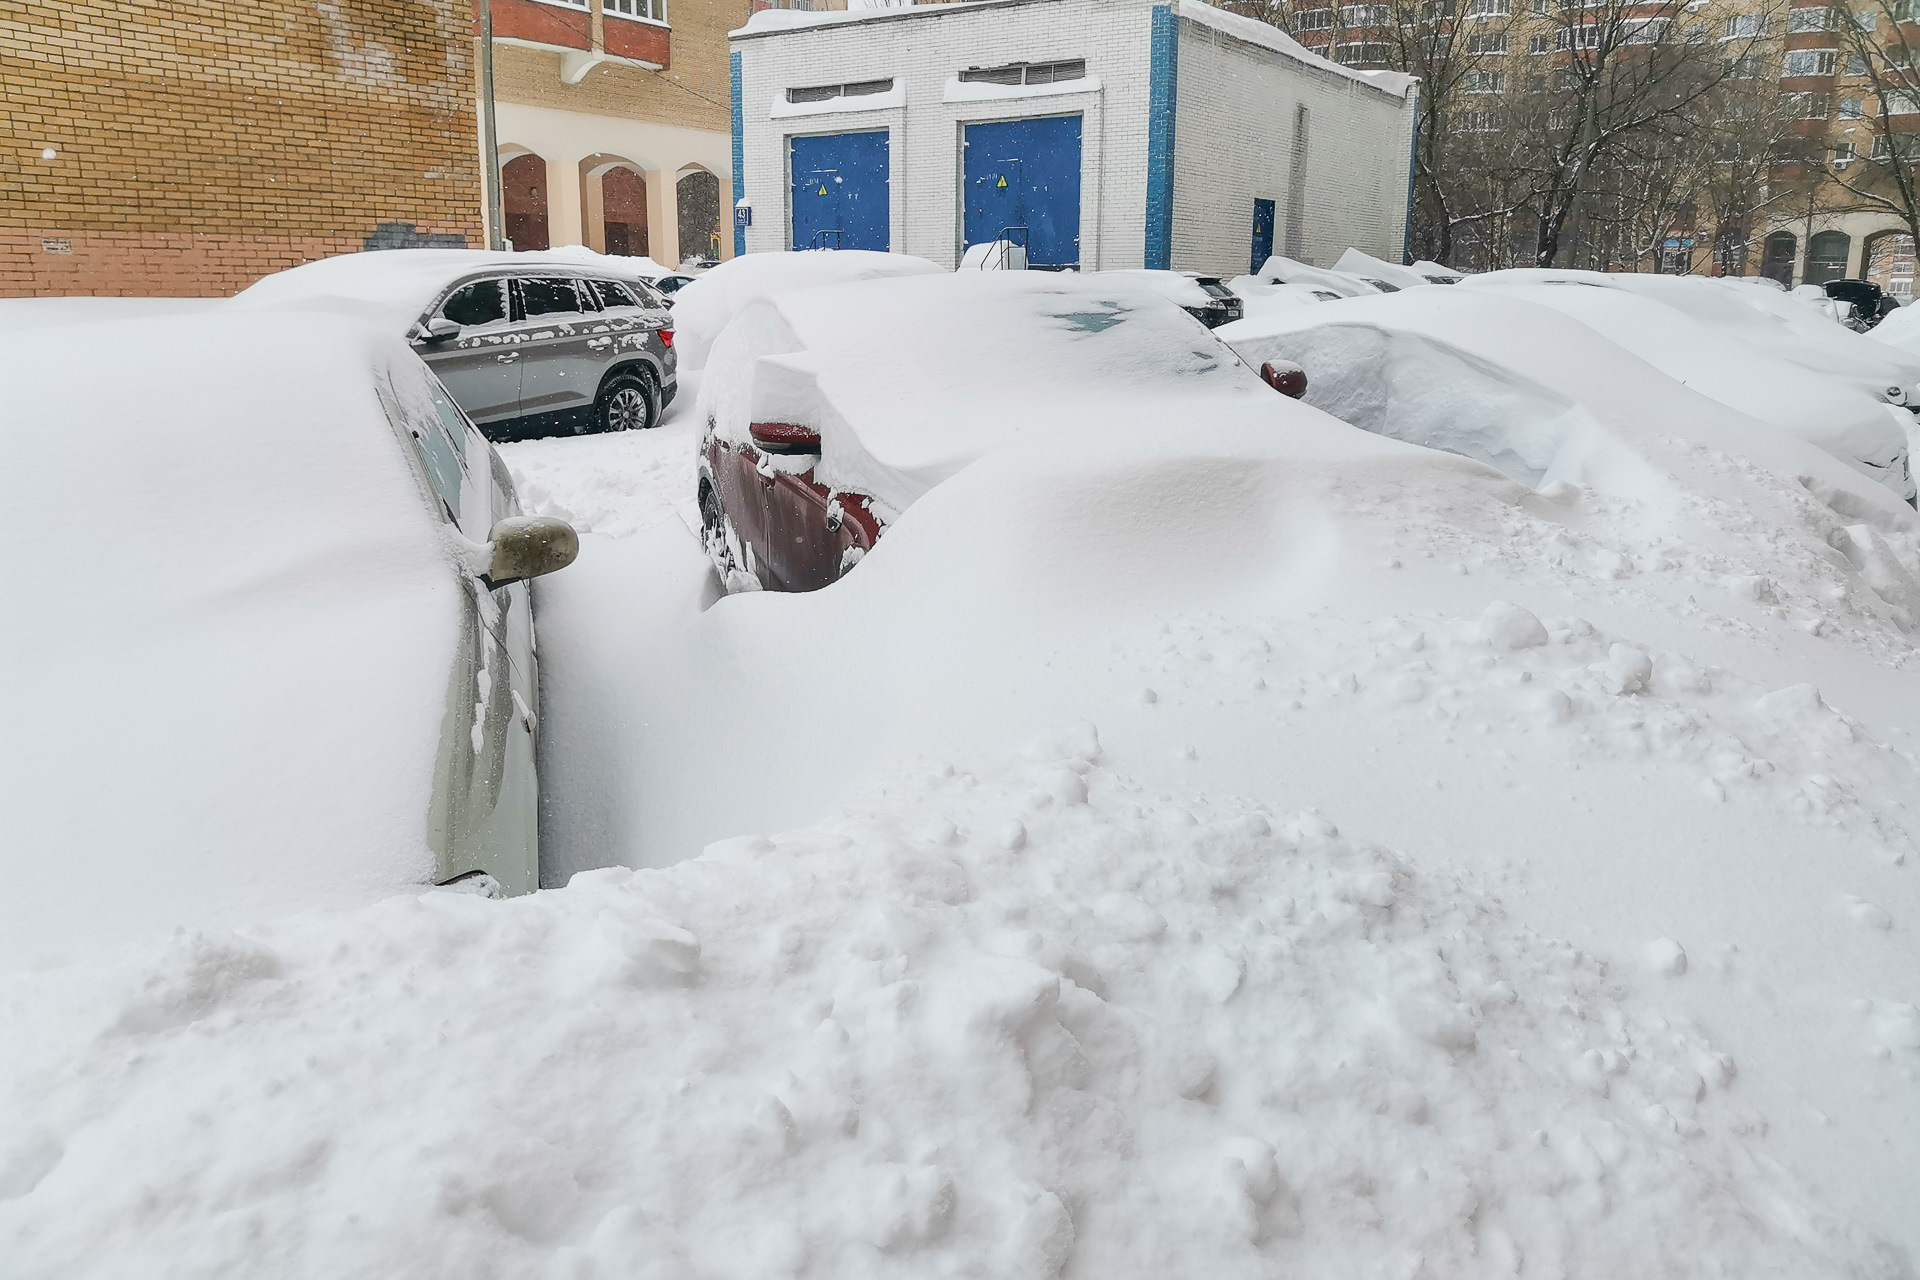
[597, 373, 657, 433]
[700, 482, 759, 593]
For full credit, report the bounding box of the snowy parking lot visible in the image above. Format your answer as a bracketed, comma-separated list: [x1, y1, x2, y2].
[4, 275, 1920, 1278]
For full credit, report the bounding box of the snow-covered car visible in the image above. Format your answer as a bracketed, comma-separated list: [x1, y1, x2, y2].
[231, 249, 678, 441]
[1334, 248, 1460, 289]
[696, 271, 1314, 592]
[1251, 255, 1391, 297]
[1098, 270, 1245, 327]
[1, 312, 577, 966]
[670, 249, 947, 369]
[1216, 288, 1919, 519]
[1461, 277, 1917, 503]
[1463, 268, 1920, 418]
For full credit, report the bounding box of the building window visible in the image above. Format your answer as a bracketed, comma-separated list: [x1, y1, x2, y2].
[1333, 41, 1393, 62]
[1463, 69, 1507, 90]
[1556, 24, 1602, 49]
[1841, 95, 1865, 115]
[1784, 49, 1838, 75]
[1461, 109, 1504, 130]
[1724, 53, 1763, 75]
[1853, 7, 1880, 29]
[786, 77, 896, 103]
[1885, 89, 1920, 114]
[1786, 5, 1836, 31]
[1339, 4, 1392, 25]
[1419, 0, 1455, 20]
[1833, 140, 1857, 162]
[1723, 13, 1765, 36]
[956, 59, 1086, 86]
[604, 0, 667, 20]
[1295, 7, 1335, 28]
[1465, 0, 1511, 15]
[1622, 18, 1668, 42]
[1529, 31, 1552, 51]
[1783, 89, 1832, 115]
[1467, 32, 1508, 52]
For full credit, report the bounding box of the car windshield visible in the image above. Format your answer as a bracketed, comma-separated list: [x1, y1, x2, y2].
[1197, 281, 1235, 300]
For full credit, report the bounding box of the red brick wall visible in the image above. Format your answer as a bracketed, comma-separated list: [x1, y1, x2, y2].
[603, 14, 672, 65]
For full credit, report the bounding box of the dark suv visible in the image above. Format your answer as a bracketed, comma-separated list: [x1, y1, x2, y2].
[413, 268, 677, 441]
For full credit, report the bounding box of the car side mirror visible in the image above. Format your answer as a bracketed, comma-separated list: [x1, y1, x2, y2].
[1260, 361, 1308, 399]
[422, 316, 462, 341]
[485, 516, 579, 587]
[749, 421, 822, 455]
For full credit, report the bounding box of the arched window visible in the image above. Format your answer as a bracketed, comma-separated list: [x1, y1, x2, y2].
[1806, 229, 1851, 284]
[602, 166, 649, 257]
[1761, 230, 1797, 285]
[677, 169, 721, 265]
[502, 154, 550, 252]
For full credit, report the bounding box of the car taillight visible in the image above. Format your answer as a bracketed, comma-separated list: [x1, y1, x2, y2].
[659, 329, 675, 348]
[1261, 362, 1308, 399]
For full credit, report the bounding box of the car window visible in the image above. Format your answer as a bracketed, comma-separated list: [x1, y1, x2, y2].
[519, 277, 582, 318]
[441, 279, 507, 327]
[1197, 281, 1236, 300]
[594, 279, 643, 309]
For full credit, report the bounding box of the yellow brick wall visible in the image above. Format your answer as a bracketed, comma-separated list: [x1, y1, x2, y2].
[1, 0, 482, 296]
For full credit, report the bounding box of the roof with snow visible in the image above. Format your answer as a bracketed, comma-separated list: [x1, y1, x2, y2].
[733, 0, 1414, 99]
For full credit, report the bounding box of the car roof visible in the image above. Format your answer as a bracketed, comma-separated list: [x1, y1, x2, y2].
[230, 248, 668, 330]
[2, 312, 464, 965]
[701, 271, 1301, 507]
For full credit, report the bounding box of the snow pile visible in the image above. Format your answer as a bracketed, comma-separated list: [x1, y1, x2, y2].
[3, 724, 1898, 1279]
[501, 397, 702, 539]
[670, 250, 946, 370]
[1870, 301, 1920, 359]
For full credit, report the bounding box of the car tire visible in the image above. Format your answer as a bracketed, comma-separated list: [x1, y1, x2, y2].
[596, 372, 657, 433]
[700, 482, 757, 592]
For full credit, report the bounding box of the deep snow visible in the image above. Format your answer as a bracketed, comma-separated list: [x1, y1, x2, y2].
[3, 293, 1918, 1277]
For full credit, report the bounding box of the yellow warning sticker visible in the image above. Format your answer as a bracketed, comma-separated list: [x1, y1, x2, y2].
[818, 184, 828, 196]
[996, 175, 1008, 188]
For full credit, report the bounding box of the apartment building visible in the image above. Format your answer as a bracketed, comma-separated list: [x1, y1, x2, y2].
[2, 0, 481, 296]
[488, 0, 742, 264]
[1268, 0, 1917, 290]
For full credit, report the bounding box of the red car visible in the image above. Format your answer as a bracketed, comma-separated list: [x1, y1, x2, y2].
[697, 272, 1306, 593]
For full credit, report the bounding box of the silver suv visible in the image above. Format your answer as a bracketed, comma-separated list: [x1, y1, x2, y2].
[413, 267, 677, 442]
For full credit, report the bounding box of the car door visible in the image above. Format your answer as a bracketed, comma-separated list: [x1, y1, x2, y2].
[580, 277, 664, 380]
[512, 276, 603, 425]
[376, 361, 539, 894]
[413, 277, 523, 428]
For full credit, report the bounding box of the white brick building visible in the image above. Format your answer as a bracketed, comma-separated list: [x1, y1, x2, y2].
[728, 0, 1419, 274]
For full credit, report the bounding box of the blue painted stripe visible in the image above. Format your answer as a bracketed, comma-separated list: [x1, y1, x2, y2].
[731, 49, 746, 259]
[1144, 5, 1178, 270]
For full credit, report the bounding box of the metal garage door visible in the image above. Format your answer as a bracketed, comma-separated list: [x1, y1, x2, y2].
[962, 116, 1082, 269]
[789, 131, 890, 252]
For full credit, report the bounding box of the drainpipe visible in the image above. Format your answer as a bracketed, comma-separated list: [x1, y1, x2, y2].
[480, 0, 505, 251]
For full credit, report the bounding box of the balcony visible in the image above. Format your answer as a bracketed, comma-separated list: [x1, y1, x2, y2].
[477, 0, 669, 80]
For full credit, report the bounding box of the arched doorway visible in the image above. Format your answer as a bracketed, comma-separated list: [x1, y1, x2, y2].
[677, 168, 721, 265]
[602, 166, 649, 258]
[1865, 230, 1916, 300]
[502, 153, 549, 252]
[1806, 230, 1852, 284]
[1761, 231, 1797, 285]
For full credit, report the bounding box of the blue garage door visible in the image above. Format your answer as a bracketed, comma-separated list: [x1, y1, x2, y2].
[1251, 198, 1275, 274]
[790, 131, 890, 252]
[963, 116, 1082, 268]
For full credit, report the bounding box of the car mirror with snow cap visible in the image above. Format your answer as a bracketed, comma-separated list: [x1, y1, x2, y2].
[421, 316, 461, 341]
[749, 421, 822, 455]
[1261, 361, 1308, 399]
[485, 516, 579, 587]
